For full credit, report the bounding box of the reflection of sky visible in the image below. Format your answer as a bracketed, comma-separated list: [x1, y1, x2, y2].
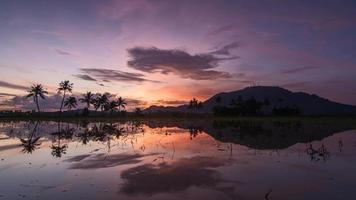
[0, 121, 356, 199]
[0, 0, 356, 108]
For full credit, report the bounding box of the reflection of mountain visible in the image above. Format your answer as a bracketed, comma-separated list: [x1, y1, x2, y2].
[144, 119, 356, 150]
[144, 86, 356, 115]
[1, 119, 355, 151]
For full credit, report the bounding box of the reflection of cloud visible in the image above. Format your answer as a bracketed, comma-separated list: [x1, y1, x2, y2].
[120, 156, 232, 196]
[127, 47, 236, 80]
[79, 68, 158, 83]
[0, 81, 28, 90]
[65, 153, 148, 169]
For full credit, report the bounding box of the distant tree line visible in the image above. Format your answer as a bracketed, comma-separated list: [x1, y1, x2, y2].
[213, 95, 300, 116]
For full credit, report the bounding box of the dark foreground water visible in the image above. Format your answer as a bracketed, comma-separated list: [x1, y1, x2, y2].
[0, 119, 355, 200]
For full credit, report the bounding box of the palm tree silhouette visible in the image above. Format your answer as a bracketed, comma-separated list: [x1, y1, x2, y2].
[94, 94, 110, 111]
[64, 96, 77, 110]
[79, 91, 94, 109]
[105, 100, 119, 114]
[58, 80, 73, 112]
[26, 84, 48, 113]
[117, 97, 127, 112]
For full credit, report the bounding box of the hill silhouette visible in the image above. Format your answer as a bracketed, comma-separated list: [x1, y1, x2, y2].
[144, 86, 356, 115]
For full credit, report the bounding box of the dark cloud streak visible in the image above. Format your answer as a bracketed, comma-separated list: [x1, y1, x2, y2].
[127, 47, 236, 80]
[0, 81, 28, 90]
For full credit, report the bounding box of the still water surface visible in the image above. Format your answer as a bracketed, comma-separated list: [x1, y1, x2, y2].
[0, 119, 355, 200]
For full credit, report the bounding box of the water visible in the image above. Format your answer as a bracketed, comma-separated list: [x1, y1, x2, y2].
[0, 119, 355, 200]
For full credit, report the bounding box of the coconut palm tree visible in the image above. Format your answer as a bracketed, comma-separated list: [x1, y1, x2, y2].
[58, 80, 73, 112]
[117, 97, 127, 112]
[96, 94, 110, 111]
[105, 100, 119, 114]
[64, 96, 77, 111]
[26, 84, 48, 113]
[79, 91, 94, 109]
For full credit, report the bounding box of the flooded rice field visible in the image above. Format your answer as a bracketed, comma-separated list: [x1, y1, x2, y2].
[0, 119, 356, 200]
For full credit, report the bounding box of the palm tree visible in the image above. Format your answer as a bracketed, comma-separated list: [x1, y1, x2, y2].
[117, 97, 127, 112]
[58, 80, 73, 112]
[79, 91, 94, 109]
[64, 96, 77, 110]
[105, 100, 119, 114]
[188, 98, 203, 112]
[95, 94, 110, 111]
[26, 84, 48, 113]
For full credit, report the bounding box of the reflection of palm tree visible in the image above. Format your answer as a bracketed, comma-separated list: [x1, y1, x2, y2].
[58, 80, 73, 112]
[19, 122, 41, 153]
[26, 84, 48, 113]
[76, 128, 92, 145]
[50, 122, 68, 158]
[64, 96, 77, 110]
[50, 143, 68, 158]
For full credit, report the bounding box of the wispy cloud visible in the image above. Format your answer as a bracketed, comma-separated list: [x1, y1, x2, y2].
[127, 47, 237, 80]
[210, 42, 240, 56]
[207, 25, 234, 36]
[0, 93, 17, 98]
[282, 66, 320, 74]
[78, 68, 158, 83]
[73, 74, 97, 81]
[53, 48, 75, 56]
[0, 81, 28, 90]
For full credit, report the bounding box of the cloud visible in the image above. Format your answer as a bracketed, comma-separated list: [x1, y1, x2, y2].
[2, 93, 83, 111]
[0, 81, 28, 90]
[0, 93, 16, 97]
[73, 74, 97, 81]
[210, 42, 240, 56]
[208, 25, 234, 36]
[127, 47, 236, 80]
[282, 66, 320, 74]
[155, 100, 188, 105]
[53, 48, 74, 56]
[79, 68, 158, 83]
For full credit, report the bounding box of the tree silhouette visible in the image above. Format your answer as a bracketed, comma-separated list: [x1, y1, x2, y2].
[105, 100, 119, 114]
[117, 97, 127, 112]
[58, 80, 73, 112]
[64, 96, 77, 110]
[188, 98, 203, 112]
[80, 91, 94, 109]
[92, 94, 110, 111]
[26, 84, 48, 113]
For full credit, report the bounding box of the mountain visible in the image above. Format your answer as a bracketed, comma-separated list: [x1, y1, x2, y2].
[144, 86, 356, 115]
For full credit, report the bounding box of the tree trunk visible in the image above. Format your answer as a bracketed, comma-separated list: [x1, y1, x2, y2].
[60, 91, 66, 112]
[35, 96, 40, 113]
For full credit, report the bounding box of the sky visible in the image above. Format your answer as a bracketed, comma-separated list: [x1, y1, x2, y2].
[0, 0, 356, 110]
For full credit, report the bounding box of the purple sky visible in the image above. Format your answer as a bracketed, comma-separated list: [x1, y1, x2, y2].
[0, 0, 356, 110]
